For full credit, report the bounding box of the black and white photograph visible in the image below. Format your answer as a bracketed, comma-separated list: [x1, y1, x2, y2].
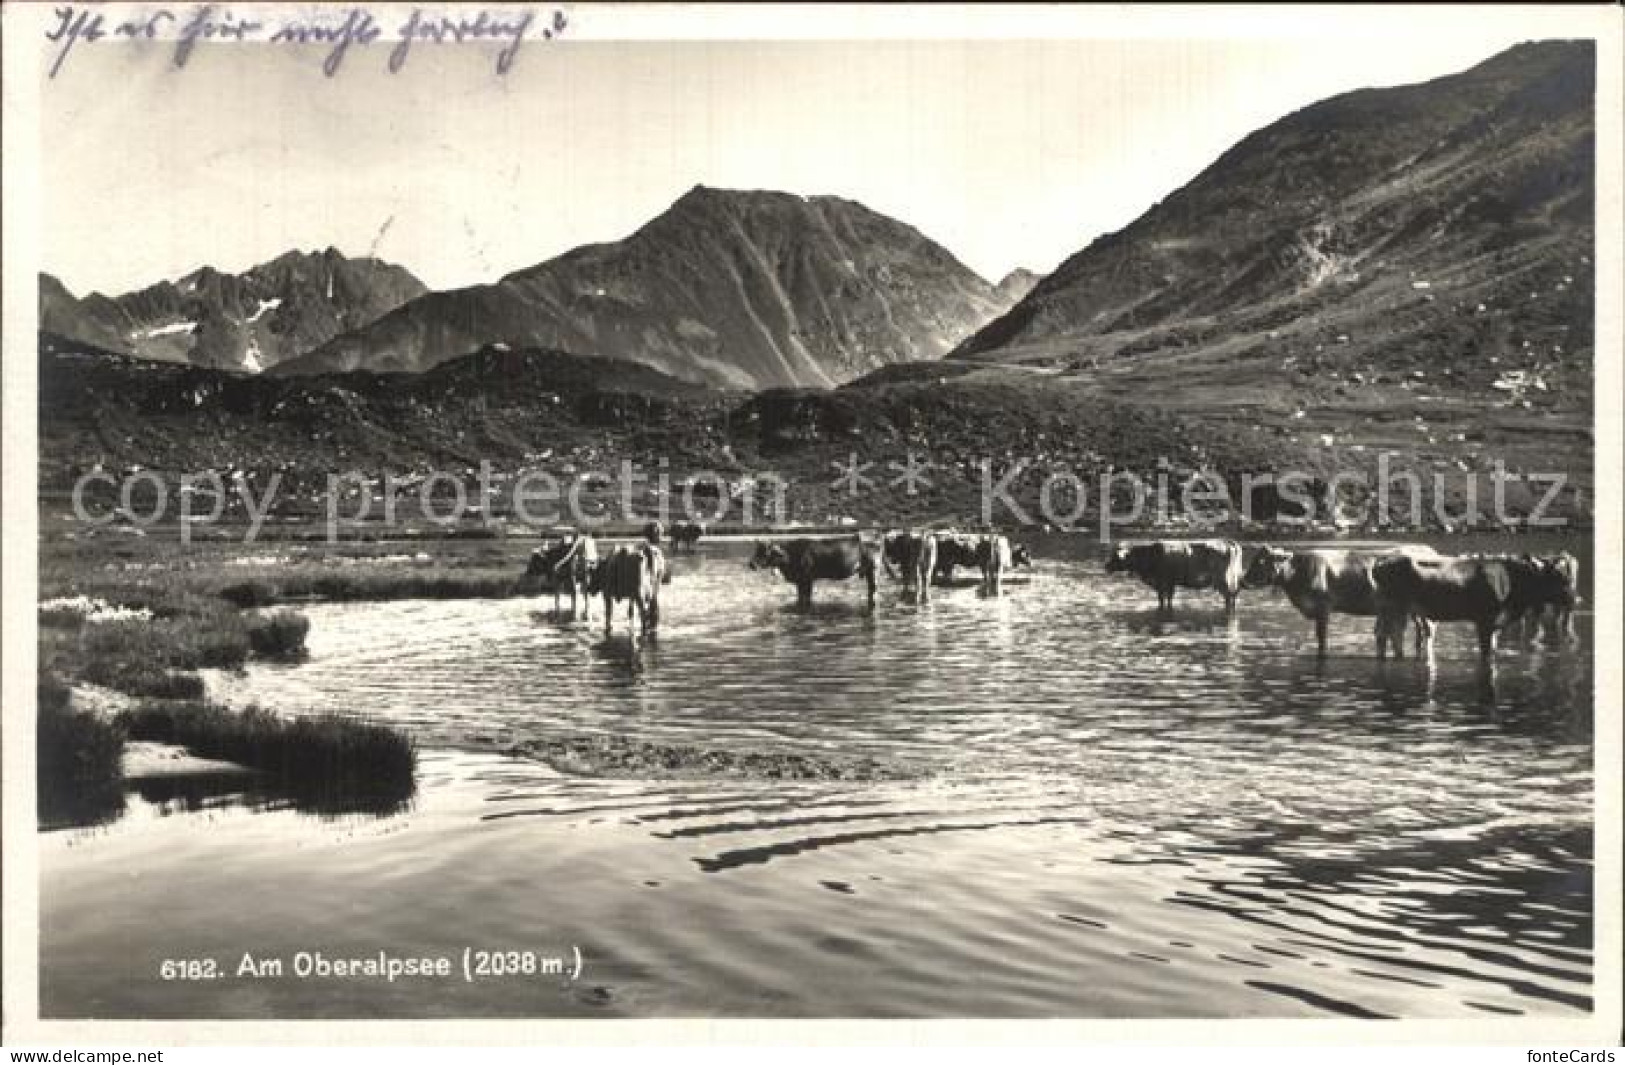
[2, 1, 1620, 1043]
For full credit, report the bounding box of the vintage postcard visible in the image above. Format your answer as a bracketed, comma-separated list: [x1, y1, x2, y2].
[3, 2, 1620, 1047]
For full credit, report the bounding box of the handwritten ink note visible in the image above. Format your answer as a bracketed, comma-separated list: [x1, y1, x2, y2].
[44, 5, 569, 79]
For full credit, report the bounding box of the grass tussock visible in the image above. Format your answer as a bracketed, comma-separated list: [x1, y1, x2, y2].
[117, 702, 417, 805]
[41, 598, 313, 700]
[246, 610, 310, 659]
[78, 658, 206, 700]
[37, 679, 126, 827]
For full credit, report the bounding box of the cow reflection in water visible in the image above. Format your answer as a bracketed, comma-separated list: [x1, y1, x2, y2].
[1113, 604, 1239, 637]
[591, 627, 658, 679]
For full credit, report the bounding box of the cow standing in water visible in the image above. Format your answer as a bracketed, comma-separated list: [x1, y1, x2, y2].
[669, 521, 706, 553]
[1373, 552, 1580, 661]
[590, 542, 666, 635]
[977, 534, 1018, 594]
[523, 532, 598, 618]
[1466, 551, 1582, 647]
[1106, 539, 1243, 615]
[932, 531, 983, 583]
[1243, 544, 1437, 658]
[1544, 552, 1582, 644]
[750, 535, 878, 606]
[882, 530, 939, 600]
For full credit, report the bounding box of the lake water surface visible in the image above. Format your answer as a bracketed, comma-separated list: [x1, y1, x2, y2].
[41, 537, 1595, 1019]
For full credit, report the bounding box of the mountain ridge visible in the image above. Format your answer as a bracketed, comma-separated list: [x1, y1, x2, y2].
[40, 249, 429, 373]
[940, 39, 1593, 508]
[954, 40, 1593, 362]
[272, 186, 1020, 389]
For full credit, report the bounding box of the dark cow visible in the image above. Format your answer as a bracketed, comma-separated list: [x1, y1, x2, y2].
[1242, 544, 1437, 657]
[522, 533, 598, 617]
[1106, 539, 1243, 615]
[1544, 552, 1582, 644]
[1466, 551, 1581, 646]
[882, 530, 939, 600]
[589, 542, 665, 635]
[1010, 544, 1034, 570]
[1371, 553, 1577, 661]
[750, 535, 878, 606]
[977, 534, 1017, 594]
[932, 531, 983, 583]
[669, 521, 706, 553]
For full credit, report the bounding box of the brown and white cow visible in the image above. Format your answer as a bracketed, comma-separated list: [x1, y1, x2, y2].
[751, 535, 878, 606]
[1242, 544, 1438, 657]
[1371, 552, 1577, 661]
[977, 534, 1017, 594]
[522, 533, 599, 617]
[1106, 539, 1244, 615]
[1464, 551, 1581, 647]
[882, 530, 939, 600]
[589, 542, 666, 635]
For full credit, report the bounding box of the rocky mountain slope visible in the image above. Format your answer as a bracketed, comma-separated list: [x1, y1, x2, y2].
[39, 249, 428, 373]
[40, 338, 1309, 531]
[273, 187, 1018, 389]
[949, 40, 1595, 503]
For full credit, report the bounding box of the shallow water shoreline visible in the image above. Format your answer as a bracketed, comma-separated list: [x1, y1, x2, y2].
[39, 535, 1595, 1019]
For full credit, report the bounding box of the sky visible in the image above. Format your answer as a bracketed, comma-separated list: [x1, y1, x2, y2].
[39, 22, 1551, 296]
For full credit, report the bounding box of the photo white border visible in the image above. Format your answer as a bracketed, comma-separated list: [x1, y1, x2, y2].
[3, 2, 1620, 1046]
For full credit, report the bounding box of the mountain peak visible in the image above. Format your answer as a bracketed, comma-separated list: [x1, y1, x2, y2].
[281, 189, 1023, 388]
[669, 184, 814, 214]
[994, 268, 1040, 304]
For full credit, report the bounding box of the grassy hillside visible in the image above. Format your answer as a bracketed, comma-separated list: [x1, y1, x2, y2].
[951, 41, 1594, 521]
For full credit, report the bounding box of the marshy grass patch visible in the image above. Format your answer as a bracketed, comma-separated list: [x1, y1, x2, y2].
[79, 659, 207, 700]
[37, 678, 127, 828]
[39, 594, 251, 701]
[37, 542, 432, 821]
[218, 570, 521, 604]
[117, 702, 417, 808]
[79, 611, 251, 672]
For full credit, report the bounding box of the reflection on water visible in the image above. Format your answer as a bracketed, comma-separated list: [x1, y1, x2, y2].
[121, 771, 417, 822]
[41, 537, 1593, 1019]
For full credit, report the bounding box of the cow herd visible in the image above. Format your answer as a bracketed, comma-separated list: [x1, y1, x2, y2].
[521, 526, 1582, 661]
[1110, 537, 1581, 661]
[521, 525, 668, 634]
